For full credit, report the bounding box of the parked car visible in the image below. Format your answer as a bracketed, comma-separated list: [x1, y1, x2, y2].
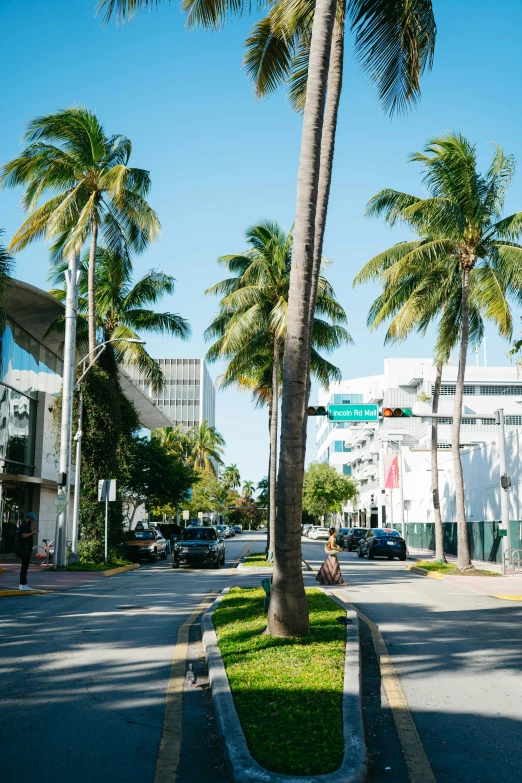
[172, 526, 226, 569]
[338, 527, 367, 551]
[233, 525, 242, 534]
[302, 524, 313, 537]
[224, 525, 235, 537]
[126, 529, 168, 562]
[357, 528, 407, 561]
[213, 524, 228, 539]
[309, 526, 330, 541]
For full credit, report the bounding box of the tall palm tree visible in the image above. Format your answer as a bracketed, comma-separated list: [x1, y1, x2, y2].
[222, 464, 241, 490]
[205, 220, 350, 562]
[242, 480, 255, 498]
[354, 133, 522, 570]
[257, 476, 269, 506]
[188, 419, 225, 476]
[153, 425, 192, 464]
[48, 245, 189, 391]
[100, 0, 436, 636]
[0, 231, 14, 323]
[0, 107, 160, 355]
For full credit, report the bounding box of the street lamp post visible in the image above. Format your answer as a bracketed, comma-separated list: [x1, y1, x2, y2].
[66, 337, 146, 562]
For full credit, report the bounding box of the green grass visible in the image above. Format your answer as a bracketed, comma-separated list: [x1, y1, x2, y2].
[242, 553, 273, 567]
[212, 587, 346, 776]
[415, 560, 501, 576]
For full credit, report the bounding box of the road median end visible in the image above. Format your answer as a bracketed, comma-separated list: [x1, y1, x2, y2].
[406, 565, 445, 580]
[202, 589, 366, 783]
[103, 563, 140, 577]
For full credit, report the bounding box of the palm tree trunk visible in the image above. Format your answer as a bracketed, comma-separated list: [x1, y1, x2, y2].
[268, 0, 337, 638]
[432, 361, 446, 563]
[266, 432, 271, 559]
[302, 17, 345, 449]
[88, 217, 99, 356]
[452, 268, 472, 570]
[268, 340, 279, 564]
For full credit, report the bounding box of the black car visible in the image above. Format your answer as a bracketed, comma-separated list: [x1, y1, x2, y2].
[172, 526, 225, 569]
[357, 528, 407, 561]
[337, 527, 366, 551]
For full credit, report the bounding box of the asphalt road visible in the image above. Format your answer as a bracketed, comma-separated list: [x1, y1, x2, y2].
[2, 531, 522, 783]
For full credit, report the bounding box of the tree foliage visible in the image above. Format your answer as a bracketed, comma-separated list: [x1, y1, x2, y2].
[302, 462, 357, 520]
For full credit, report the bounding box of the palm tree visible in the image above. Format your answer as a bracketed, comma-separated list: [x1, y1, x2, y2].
[48, 245, 189, 391]
[0, 231, 14, 323]
[188, 419, 225, 476]
[205, 220, 350, 562]
[100, 0, 436, 636]
[222, 464, 241, 490]
[0, 107, 160, 355]
[153, 425, 192, 464]
[354, 133, 522, 570]
[242, 480, 255, 498]
[257, 476, 269, 506]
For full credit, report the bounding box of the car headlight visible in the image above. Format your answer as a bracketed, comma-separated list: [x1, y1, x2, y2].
[208, 542, 218, 550]
[140, 544, 154, 550]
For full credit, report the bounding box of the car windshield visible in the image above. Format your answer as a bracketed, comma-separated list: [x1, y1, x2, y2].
[377, 529, 400, 536]
[183, 528, 217, 541]
[127, 531, 154, 541]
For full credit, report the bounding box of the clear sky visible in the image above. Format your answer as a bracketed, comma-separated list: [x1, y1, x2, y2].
[2, 0, 522, 489]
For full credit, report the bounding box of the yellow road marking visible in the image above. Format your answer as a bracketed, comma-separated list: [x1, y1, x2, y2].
[0, 589, 53, 597]
[495, 595, 522, 601]
[303, 557, 435, 782]
[154, 591, 218, 783]
[227, 542, 252, 575]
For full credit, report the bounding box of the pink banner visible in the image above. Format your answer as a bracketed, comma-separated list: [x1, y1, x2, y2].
[384, 454, 400, 489]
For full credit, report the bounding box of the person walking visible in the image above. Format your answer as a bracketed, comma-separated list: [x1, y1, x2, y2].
[316, 526, 347, 586]
[18, 512, 39, 591]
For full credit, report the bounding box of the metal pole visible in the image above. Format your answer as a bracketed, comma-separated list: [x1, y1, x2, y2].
[497, 409, 512, 574]
[399, 443, 405, 538]
[54, 250, 81, 569]
[105, 493, 109, 566]
[71, 389, 83, 556]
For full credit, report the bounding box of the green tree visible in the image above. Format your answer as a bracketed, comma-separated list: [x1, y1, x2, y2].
[0, 230, 14, 324]
[355, 134, 522, 570]
[122, 437, 195, 526]
[186, 471, 227, 518]
[257, 476, 268, 507]
[153, 425, 192, 464]
[242, 480, 255, 498]
[205, 220, 350, 562]
[187, 420, 226, 476]
[1, 107, 160, 355]
[48, 244, 190, 391]
[222, 463, 241, 490]
[302, 462, 357, 520]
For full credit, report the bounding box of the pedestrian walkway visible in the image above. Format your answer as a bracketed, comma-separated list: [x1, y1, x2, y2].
[0, 561, 104, 593]
[407, 546, 522, 598]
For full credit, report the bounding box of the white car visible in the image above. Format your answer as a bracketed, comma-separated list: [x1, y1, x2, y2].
[309, 526, 330, 541]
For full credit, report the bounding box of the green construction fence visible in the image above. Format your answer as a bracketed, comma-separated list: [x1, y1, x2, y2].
[392, 521, 522, 563]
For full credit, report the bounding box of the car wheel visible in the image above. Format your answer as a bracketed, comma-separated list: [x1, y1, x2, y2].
[150, 549, 157, 563]
[221, 553, 226, 565]
[357, 548, 364, 558]
[161, 550, 167, 560]
[399, 555, 406, 561]
[368, 550, 375, 560]
[387, 555, 393, 560]
[172, 559, 179, 569]
[213, 559, 220, 569]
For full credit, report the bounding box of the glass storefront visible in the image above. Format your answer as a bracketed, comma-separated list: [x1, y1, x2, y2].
[0, 318, 63, 553]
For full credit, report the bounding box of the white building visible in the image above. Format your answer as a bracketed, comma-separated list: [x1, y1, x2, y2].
[316, 358, 522, 528]
[126, 358, 216, 431]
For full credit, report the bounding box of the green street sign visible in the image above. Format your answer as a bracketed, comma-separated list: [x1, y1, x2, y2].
[328, 404, 379, 422]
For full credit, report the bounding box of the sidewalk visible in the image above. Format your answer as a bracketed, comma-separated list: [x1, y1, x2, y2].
[0, 560, 105, 593]
[407, 546, 522, 598]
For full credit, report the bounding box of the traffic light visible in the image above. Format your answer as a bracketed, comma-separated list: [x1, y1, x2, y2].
[382, 407, 412, 418]
[307, 405, 327, 416]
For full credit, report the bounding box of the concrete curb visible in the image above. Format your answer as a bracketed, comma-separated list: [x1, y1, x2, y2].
[202, 590, 367, 783]
[103, 563, 140, 577]
[406, 565, 445, 580]
[0, 589, 53, 597]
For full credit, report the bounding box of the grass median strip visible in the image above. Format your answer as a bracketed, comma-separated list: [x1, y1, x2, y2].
[414, 560, 501, 576]
[212, 586, 345, 776]
[242, 553, 273, 567]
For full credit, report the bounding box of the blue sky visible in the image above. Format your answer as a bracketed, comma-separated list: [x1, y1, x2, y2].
[2, 0, 522, 487]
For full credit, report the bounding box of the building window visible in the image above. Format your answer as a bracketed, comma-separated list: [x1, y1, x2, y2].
[343, 465, 352, 476]
[333, 441, 344, 452]
[433, 384, 476, 396]
[480, 385, 522, 396]
[505, 415, 522, 425]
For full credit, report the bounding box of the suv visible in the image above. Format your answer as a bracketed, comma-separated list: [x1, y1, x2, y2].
[126, 529, 168, 562]
[338, 527, 366, 551]
[172, 526, 226, 569]
[357, 528, 406, 561]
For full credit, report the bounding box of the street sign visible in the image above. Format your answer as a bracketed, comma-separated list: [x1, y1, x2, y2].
[98, 479, 117, 502]
[55, 491, 68, 513]
[328, 404, 379, 422]
[182, 510, 190, 521]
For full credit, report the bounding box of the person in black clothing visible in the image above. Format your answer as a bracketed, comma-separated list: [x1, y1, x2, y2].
[18, 512, 39, 591]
